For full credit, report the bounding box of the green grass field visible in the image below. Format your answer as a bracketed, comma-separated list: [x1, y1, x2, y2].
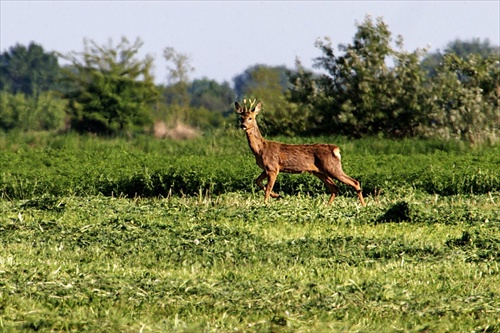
[1, 132, 499, 332]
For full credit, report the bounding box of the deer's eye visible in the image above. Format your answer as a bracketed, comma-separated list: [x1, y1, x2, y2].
[248, 117, 252, 121]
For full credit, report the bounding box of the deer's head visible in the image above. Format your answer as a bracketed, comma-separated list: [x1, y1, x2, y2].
[235, 99, 262, 131]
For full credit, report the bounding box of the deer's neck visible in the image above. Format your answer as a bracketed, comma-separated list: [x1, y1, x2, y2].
[244, 125, 265, 156]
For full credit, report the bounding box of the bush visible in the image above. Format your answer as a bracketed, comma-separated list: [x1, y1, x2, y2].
[287, 16, 500, 143]
[0, 91, 67, 132]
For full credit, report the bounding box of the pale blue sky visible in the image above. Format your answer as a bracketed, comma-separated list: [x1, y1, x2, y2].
[1, 1, 499, 84]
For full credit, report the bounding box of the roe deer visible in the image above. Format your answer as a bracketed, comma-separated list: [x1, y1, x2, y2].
[235, 99, 366, 206]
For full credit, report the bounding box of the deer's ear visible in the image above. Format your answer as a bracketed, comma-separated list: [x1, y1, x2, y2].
[235, 102, 243, 114]
[254, 101, 262, 114]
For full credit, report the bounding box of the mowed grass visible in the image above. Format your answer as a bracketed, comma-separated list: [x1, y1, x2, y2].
[0, 132, 499, 332]
[1, 191, 499, 332]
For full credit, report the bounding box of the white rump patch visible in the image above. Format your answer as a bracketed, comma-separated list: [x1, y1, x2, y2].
[333, 147, 341, 160]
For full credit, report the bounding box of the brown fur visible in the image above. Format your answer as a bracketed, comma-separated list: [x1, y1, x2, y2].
[235, 100, 366, 206]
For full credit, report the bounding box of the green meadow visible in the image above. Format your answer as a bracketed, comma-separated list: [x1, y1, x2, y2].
[1, 132, 499, 332]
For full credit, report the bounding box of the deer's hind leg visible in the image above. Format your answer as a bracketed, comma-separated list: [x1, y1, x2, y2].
[255, 171, 280, 199]
[313, 172, 339, 205]
[331, 172, 366, 206]
[319, 157, 366, 206]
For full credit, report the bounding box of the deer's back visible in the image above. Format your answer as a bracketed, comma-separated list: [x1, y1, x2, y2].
[261, 141, 341, 173]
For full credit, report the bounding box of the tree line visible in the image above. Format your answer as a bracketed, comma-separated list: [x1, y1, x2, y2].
[1, 16, 498, 143]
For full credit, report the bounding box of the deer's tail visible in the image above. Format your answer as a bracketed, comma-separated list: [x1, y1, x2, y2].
[333, 147, 341, 161]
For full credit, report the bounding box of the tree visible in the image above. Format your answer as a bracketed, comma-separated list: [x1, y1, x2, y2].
[233, 64, 290, 99]
[63, 37, 159, 134]
[446, 38, 499, 59]
[287, 17, 499, 141]
[162, 47, 194, 107]
[417, 39, 500, 143]
[289, 16, 428, 138]
[0, 42, 61, 96]
[421, 38, 499, 77]
[424, 53, 500, 143]
[188, 78, 234, 112]
[234, 65, 306, 136]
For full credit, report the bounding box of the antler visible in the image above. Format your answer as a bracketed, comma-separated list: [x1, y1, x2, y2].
[244, 98, 257, 111]
[235, 98, 259, 113]
[235, 98, 261, 114]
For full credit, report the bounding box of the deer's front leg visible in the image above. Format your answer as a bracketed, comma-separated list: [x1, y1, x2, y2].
[255, 171, 280, 199]
[255, 171, 267, 192]
[264, 171, 279, 203]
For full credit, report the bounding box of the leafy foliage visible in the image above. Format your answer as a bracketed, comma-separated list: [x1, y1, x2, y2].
[288, 16, 499, 142]
[62, 37, 159, 134]
[421, 38, 500, 77]
[0, 91, 67, 132]
[233, 64, 290, 98]
[235, 65, 308, 136]
[0, 42, 61, 96]
[188, 78, 234, 112]
[424, 53, 500, 143]
[159, 50, 231, 131]
[0, 29, 498, 141]
[289, 16, 429, 138]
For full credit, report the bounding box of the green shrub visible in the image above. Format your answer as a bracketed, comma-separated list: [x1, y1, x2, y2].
[0, 91, 67, 132]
